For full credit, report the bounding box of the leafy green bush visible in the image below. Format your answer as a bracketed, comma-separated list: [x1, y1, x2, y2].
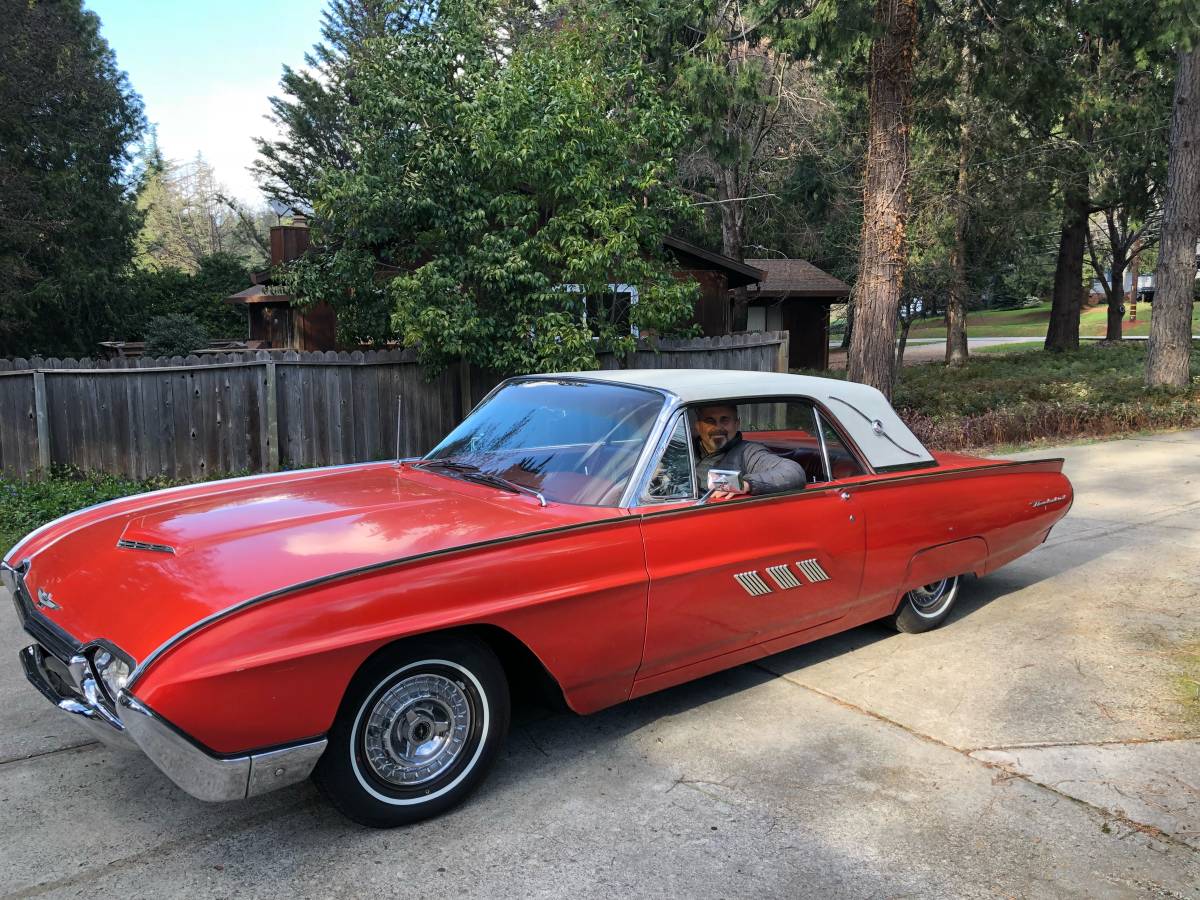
[0, 468, 186, 555]
[143, 313, 208, 357]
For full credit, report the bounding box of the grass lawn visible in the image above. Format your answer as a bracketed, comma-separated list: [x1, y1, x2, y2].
[965, 342, 1042, 356]
[907, 300, 1200, 340]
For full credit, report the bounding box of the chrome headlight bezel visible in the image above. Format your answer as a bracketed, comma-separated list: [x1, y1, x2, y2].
[87, 642, 135, 704]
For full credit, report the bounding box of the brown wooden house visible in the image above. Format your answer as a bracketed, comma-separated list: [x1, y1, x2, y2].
[744, 258, 850, 370]
[225, 222, 337, 352]
[663, 236, 766, 335]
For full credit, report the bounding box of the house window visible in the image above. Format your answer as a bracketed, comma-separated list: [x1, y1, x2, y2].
[746, 305, 767, 332]
[562, 284, 641, 337]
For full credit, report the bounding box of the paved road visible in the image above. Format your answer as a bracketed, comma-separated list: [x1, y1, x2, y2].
[2, 433, 1198, 898]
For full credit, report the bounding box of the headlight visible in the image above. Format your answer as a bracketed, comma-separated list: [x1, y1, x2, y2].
[91, 647, 132, 702]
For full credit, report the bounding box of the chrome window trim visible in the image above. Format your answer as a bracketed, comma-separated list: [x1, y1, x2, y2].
[813, 407, 833, 483]
[633, 409, 698, 505]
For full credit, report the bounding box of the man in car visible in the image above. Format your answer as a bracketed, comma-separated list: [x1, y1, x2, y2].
[694, 404, 806, 499]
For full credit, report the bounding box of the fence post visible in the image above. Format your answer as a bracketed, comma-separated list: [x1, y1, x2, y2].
[264, 361, 280, 471]
[33, 371, 51, 473]
[776, 330, 790, 373]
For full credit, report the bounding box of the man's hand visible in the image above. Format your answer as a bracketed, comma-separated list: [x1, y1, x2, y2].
[710, 485, 750, 501]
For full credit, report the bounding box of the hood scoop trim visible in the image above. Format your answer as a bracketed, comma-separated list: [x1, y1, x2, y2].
[116, 538, 176, 555]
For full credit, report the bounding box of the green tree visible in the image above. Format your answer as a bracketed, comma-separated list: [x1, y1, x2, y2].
[0, 0, 144, 356]
[120, 253, 251, 340]
[135, 144, 269, 273]
[289, 1, 698, 373]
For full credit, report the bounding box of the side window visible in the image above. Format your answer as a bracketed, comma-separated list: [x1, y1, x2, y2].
[734, 398, 824, 484]
[817, 411, 866, 480]
[643, 417, 695, 501]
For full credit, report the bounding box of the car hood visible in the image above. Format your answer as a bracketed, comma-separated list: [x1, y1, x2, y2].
[6, 463, 615, 664]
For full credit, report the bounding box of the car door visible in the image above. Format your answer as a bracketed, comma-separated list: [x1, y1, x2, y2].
[631, 400, 867, 683]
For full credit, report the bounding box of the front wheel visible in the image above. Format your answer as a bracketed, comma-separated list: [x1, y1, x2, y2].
[313, 635, 510, 827]
[891, 575, 961, 634]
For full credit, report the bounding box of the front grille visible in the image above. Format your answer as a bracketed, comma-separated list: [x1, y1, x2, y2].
[8, 569, 81, 663]
[117, 539, 176, 554]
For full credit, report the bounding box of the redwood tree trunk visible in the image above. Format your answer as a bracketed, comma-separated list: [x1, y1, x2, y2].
[847, 0, 919, 399]
[1045, 111, 1090, 353]
[1106, 248, 1126, 342]
[1045, 172, 1089, 352]
[1147, 45, 1200, 388]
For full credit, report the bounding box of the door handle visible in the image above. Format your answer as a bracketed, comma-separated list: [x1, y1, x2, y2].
[839, 490, 851, 502]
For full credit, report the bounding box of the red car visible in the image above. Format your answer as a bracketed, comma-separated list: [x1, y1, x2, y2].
[4, 370, 1071, 826]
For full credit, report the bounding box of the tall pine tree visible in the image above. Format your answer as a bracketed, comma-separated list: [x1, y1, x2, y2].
[0, 0, 144, 356]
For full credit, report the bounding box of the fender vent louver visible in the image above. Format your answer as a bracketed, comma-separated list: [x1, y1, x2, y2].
[117, 539, 176, 555]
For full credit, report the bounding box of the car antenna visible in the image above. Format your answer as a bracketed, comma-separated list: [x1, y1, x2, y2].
[394, 395, 403, 466]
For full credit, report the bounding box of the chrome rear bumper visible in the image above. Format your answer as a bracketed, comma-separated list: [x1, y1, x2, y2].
[19, 642, 327, 802]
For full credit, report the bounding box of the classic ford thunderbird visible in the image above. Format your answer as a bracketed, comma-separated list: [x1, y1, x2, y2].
[3, 370, 1072, 826]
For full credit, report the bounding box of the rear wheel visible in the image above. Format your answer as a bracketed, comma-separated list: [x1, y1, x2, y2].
[313, 635, 510, 827]
[891, 575, 961, 634]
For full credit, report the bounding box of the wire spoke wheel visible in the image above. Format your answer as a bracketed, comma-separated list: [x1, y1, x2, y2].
[891, 574, 962, 633]
[907, 578, 953, 617]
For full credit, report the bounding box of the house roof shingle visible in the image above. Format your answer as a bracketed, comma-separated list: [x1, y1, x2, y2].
[745, 258, 850, 299]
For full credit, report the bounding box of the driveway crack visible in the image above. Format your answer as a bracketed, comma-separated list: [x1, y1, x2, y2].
[755, 664, 1200, 855]
[0, 740, 99, 769]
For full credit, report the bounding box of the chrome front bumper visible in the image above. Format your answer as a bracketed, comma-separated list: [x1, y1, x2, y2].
[20, 642, 328, 801]
[5, 547, 330, 803]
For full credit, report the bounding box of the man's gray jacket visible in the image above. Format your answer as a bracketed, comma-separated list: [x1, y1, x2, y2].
[695, 433, 806, 495]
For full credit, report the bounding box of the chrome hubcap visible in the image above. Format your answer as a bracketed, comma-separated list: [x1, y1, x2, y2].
[363, 673, 472, 787]
[908, 577, 955, 617]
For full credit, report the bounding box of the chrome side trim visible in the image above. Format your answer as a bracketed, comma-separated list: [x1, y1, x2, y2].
[797, 558, 831, 583]
[733, 571, 773, 597]
[765, 564, 802, 590]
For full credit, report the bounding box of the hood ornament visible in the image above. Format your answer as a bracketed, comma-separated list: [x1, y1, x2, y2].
[35, 588, 61, 611]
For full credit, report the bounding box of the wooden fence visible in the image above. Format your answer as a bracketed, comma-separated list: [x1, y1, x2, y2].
[0, 331, 789, 480]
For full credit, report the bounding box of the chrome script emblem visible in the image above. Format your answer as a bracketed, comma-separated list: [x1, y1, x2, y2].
[35, 589, 61, 611]
[1030, 495, 1068, 509]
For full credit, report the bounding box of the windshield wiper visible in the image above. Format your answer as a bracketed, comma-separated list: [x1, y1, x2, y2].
[413, 459, 548, 507]
[413, 459, 478, 473]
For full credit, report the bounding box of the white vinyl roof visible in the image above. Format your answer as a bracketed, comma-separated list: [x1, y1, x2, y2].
[543, 369, 934, 470]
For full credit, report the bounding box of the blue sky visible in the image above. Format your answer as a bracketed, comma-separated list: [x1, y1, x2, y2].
[88, 0, 328, 203]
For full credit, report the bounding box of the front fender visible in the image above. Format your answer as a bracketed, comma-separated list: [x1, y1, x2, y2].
[131, 517, 648, 754]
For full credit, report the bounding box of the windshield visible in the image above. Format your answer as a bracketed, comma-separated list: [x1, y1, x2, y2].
[423, 379, 665, 506]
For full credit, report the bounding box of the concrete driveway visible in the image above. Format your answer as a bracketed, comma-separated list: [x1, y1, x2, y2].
[2, 432, 1198, 898]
